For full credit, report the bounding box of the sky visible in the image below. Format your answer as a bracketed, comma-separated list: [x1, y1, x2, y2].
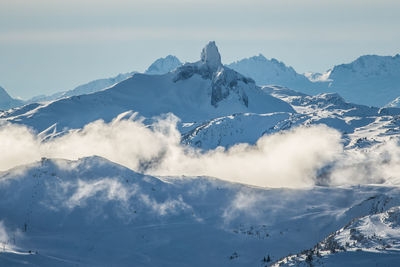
[0, 0, 399, 99]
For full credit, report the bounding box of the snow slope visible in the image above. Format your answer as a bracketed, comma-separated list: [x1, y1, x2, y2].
[182, 112, 291, 149]
[273, 206, 400, 266]
[1, 156, 400, 266]
[0, 42, 294, 133]
[182, 85, 400, 150]
[0, 86, 24, 111]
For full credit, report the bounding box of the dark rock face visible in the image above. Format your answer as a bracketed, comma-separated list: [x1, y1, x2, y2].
[200, 41, 222, 71]
[173, 41, 254, 108]
[211, 68, 251, 107]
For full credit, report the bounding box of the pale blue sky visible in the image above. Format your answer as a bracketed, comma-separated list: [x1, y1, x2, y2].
[0, 0, 399, 99]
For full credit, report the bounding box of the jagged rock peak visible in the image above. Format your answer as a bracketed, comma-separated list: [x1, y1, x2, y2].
[200, 41, 222, 70]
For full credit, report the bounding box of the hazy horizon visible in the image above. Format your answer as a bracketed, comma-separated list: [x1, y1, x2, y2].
[1, 0, 399, 99]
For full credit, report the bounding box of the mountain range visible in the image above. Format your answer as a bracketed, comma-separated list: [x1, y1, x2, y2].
[228, 53, 400, 107]
[1, 41, 400, 266]
[2, 48, 399, 111]
[0, 42, 293, 133]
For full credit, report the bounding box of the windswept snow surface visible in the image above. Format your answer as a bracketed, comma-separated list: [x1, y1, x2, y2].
[1, 156, 400, 266]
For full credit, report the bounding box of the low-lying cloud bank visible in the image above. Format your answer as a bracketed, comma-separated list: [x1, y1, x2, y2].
[1, 112, 399, 188]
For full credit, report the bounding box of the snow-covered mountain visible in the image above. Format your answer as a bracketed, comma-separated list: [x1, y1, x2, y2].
[145, 55, 182, 75]
[182, 84, 400, 150]
[1, 156, 400, 266]
[0, 86, 24, 111]
[321, 54, 400, 107]
[227, 54, 321, 95]
[26, 55, 181, 104]
[27, 72, 137, 104]
[0, 42, 294, 133]
[229, 53, 400, 108]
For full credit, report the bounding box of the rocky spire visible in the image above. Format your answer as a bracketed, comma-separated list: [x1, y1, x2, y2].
[200, 41, 222, 71]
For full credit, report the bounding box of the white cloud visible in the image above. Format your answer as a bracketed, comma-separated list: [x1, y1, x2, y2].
[2, 112, 400, 189]
[0, 114, 343, 188]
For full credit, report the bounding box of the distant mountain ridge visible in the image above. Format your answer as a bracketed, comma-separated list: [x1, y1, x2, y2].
[227, 54, 322, 96]
[3, 50, 399, 110]
[0, 86, 24, 110]
[229, 53, 400, 107]
[25, 56, 183, 105]
[145, 55, 182, 75]
[325, 54, 400, 107]
[27, 72, 137, 103]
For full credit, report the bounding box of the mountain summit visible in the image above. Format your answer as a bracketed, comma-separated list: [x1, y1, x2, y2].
[200, 41, 222, 71]
[174, 41, 263, 108]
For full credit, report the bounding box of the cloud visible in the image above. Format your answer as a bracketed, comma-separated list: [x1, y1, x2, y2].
[0, 124, 41, 170]
[2, 111, 400, 189]
[328, 140, 400, 186]
[0, 113, 345, 188]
